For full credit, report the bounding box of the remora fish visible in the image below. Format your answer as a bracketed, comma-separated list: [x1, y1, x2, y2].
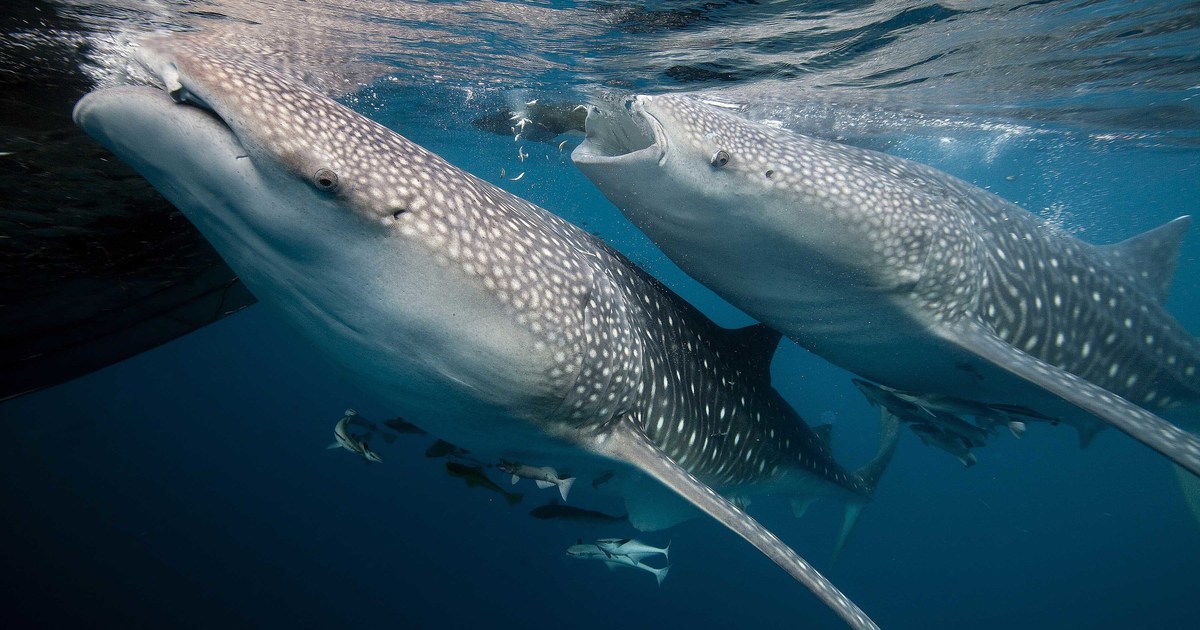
[852, 380, 991, 447]
[327, 410, 383, 463]
[910, 422, 978, 468]
[573, 94, 1200, 476]
[529, 501, 627, 525]
[445, 462, 524, 506]
[499, 459, 576, 501]
[594, 537, 670, 562]
[383, 417, 427, 435]
[567, 542, 670, 586]
[74, 37, 892, 629]
[424, 439, 472, 460]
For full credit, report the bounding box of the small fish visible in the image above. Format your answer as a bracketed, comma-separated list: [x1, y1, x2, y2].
[517, 146, 528, 162]
[591, 471, 615, 489]
[508, 172, 525, 181]
[498, 459, 575, 501]
[525, 99, 538, 106]
[359, 441, 383, 463]
[567, 543, 669, 586]
[910, 422, 977, 468]
[424, 439, 470, 459]
[558, 139, 568, 152]
[382, 417, 427, 435]
[326, 410, 383, 464]
[593, 537, 670, 563]
[529, 501, 626, 525]
[445, 462, 523, 505]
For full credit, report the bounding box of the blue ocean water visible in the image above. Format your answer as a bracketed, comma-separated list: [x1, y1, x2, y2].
[2, 1, 1199, 628]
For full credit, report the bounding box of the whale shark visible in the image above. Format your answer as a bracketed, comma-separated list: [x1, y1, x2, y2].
[573, 93, 1200, 477]
[73, 36, 896, 629]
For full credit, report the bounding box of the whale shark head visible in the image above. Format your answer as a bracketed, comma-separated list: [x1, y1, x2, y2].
[74, 37, 610, 447]
[573, 94, 977, 322]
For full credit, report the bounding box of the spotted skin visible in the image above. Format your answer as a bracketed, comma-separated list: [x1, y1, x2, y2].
[573, 93, 1200, 476]
[74, 36, 887, 630]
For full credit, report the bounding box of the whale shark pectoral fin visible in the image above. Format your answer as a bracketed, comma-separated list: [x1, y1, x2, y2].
[941, 320, 1200, 476]
[326, 442, 342, 450]
[594, 419, 878, 630]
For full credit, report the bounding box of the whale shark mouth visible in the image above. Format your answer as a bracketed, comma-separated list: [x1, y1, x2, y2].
[131, 44, 246, 151]
[572, 96, 665, 165]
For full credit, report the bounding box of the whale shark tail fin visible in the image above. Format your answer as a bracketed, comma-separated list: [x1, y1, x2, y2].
[852, 408, 902, 495]
[831, 409, 901, 564]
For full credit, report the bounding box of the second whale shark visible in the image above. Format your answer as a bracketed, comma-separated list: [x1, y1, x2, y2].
[573, 94, 1200, 477]
[73, 36, 896, 629]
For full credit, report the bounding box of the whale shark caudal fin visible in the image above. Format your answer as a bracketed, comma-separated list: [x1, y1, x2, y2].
[595, 418, 878, 630]
[832, 409, 902, 563]
[557, 476, 575, 501]
[941, 320, 1200, 477]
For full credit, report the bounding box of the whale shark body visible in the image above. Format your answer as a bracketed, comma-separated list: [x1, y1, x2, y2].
[74, 36, 897, 629]
[573, 94, 1200, 477]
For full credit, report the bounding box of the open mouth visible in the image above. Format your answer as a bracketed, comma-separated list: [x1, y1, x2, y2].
[572, 96, 666, 165]
[134, 45, 238, 137]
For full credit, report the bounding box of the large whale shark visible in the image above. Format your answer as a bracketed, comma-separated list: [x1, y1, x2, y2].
[73, 37, 895, 629]
[572, 94, 1200, 477]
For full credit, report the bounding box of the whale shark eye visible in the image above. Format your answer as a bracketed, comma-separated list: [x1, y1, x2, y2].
[710, 150, 730, 168]
[313, 168, 339, 192]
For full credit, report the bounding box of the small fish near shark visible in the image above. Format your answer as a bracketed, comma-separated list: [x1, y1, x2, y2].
[75, 35, 894, 628]
[852, 379, 1029, 441]
[574, 93, 1200, 478]
[853, 379, 998, 467]
[594, 537, 670, 563]
[567, 541, 670, 586]
[499, 459, 576, 501]
[446, 462, 524, 506]
[327, 409, 383, 463]
[529, 501, 627, 525]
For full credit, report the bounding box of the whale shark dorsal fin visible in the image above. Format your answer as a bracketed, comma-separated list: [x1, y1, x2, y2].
[1099, 215, 1191, 303]
[940, 320, 1200, 476]
[597, 418, 876, 630]
[725, 323, 782, 386]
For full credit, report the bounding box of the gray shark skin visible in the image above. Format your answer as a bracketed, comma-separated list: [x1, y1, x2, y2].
[73, 36, 893, 629]
[573, 93, 1200, 476]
